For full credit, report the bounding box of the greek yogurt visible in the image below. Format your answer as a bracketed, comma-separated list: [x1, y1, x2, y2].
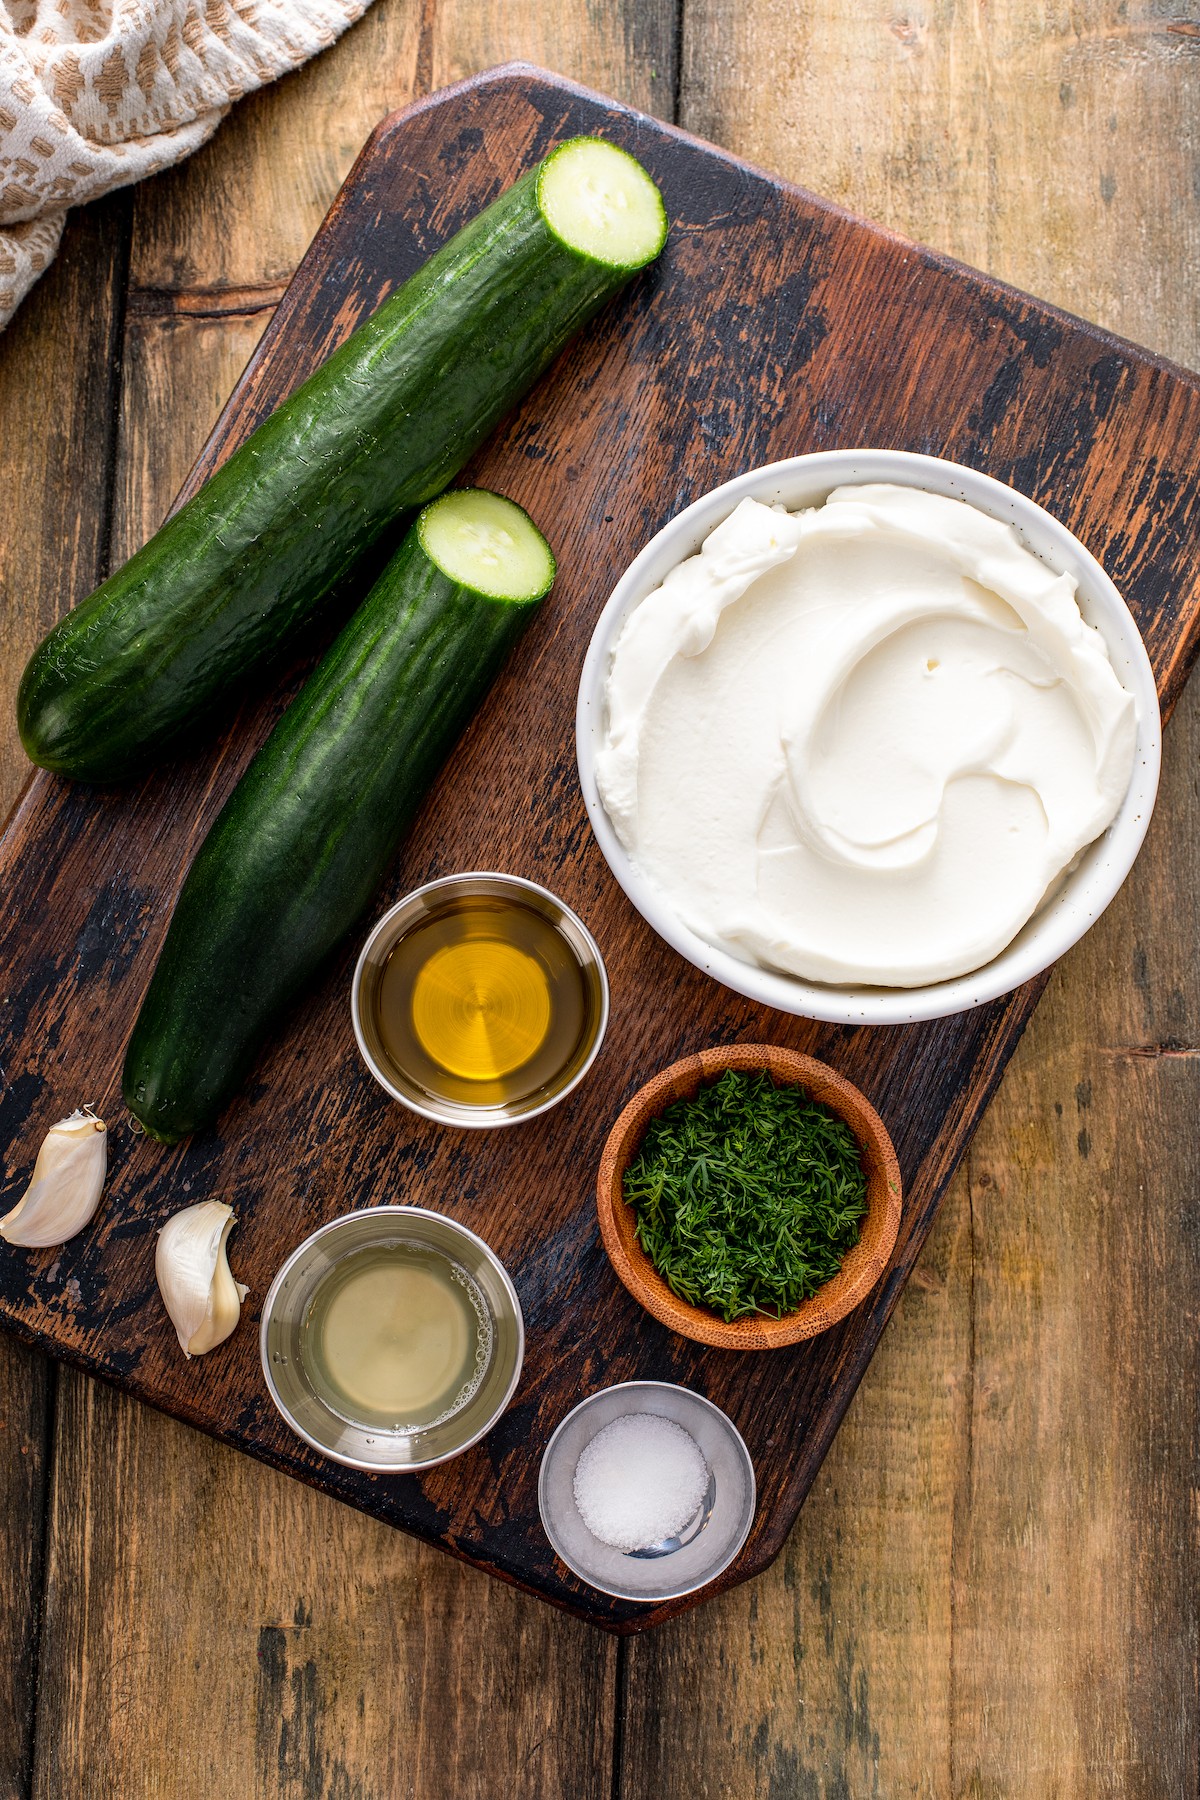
[594, 484, 1138, 988]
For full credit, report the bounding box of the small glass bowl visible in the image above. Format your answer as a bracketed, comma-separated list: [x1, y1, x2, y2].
[538, 1381, 757, 1602]
[351, 871, 610, 1128]
[260, 1205, 524, 1472]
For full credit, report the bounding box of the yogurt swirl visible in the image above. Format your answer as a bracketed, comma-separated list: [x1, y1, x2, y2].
[595, 484, 1138, 988]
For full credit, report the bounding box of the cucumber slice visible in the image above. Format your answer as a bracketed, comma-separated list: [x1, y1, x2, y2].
[538, 137, 668, 272]
[123, 490, 553, 1142]
[419, 490, 556, 602]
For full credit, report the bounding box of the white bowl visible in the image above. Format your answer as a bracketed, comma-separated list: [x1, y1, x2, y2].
[575, 450, 1161, 1026]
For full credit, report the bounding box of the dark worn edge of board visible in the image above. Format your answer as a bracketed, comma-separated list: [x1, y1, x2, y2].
[0, 63, 1198, 1633]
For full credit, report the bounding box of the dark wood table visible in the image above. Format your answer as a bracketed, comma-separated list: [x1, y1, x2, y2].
[1, 3, 1196, 1792]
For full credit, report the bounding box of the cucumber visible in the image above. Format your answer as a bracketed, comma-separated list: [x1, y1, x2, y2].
[19, 138, 666, 783]
[122, 489, 554, 1143]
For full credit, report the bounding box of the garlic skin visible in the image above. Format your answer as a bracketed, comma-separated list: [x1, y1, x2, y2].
[156, 1200, 249, 1358]
[1, 1107, 107, 1249]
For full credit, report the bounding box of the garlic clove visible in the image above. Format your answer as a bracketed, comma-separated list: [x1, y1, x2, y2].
[155, 1199, 249, 1358]
[1, 1107, 108, 1249]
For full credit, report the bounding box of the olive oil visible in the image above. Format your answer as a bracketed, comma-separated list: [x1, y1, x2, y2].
[300, 1242, 492, 1431]
[373, 891, 595, 1109]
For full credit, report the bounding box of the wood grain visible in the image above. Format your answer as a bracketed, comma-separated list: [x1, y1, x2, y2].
[947, 678, 1200, 1793]
[429, 0, 677, 114]
[0, 1336, 49, 1800]
[0, 192, 134, 1800]
[125, 0, 420, 299]
[0, 5, 1195, 1792]
[9, 8, 669, 1795]
[32, 1369, 615, 1800]
[622, 0, 1200, 1789]
[124, 0, 673, 301]
[619, 683, 1200, 1793]
[628, 1190, 975, 1798]
[2, 65, 1199, 1641]
[0, 195, 132, 824]
[681, 0, 1200, 370]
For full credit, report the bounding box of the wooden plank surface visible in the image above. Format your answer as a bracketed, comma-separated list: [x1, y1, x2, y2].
[5, 5, 670, 1793]
[0, 189, 135, 1800]
[621, 1, 1200, 1792]
[7, 14, 665, 1800]
[0, 1, 1196, 1794]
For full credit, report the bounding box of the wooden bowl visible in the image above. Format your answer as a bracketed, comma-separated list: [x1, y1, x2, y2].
[596, 1044, 903, 1350]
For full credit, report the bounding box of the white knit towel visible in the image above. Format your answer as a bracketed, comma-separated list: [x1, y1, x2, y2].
[0, 0, 372, 328]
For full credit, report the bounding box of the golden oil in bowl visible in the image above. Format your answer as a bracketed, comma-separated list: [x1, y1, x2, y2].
[352, 873, 609, 1125]
[378, 894, 586, 1106]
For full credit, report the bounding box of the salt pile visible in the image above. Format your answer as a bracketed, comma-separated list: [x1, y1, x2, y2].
[572, 1411, 709, 1552]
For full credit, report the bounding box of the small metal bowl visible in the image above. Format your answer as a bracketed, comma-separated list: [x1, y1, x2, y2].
[351, 871, 609, 1128]
[260, 1205, 524, 1472]
[538, 1381, 756, 1602]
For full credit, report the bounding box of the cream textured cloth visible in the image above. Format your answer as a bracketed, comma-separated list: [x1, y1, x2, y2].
[0, 0, 372, 328]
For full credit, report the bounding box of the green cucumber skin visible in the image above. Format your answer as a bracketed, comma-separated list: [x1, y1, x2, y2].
[121, 525, 544, 1143]
[20, 156, 639, 783]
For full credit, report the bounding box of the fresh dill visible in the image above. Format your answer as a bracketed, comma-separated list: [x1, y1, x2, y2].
[623, 1068, 868, 1322]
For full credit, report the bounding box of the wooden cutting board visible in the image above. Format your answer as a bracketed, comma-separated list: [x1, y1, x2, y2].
[2, 63, 1199, 1633]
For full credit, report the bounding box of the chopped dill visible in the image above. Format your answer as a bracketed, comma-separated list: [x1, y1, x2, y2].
[623, 1068, 868, 1322]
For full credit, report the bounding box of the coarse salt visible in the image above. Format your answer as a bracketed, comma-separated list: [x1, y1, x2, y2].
[572, 1411, 709, 1553]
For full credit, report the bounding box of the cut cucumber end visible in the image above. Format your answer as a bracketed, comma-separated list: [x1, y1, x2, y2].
[538, 137, 668, 272]
[419, 490, 556, 603]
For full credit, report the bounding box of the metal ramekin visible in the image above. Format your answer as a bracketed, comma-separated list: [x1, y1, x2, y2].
[260, 1205, 525, 1473]
[538, 1381, 757, 1602]
[350, 871, 609, 1128]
